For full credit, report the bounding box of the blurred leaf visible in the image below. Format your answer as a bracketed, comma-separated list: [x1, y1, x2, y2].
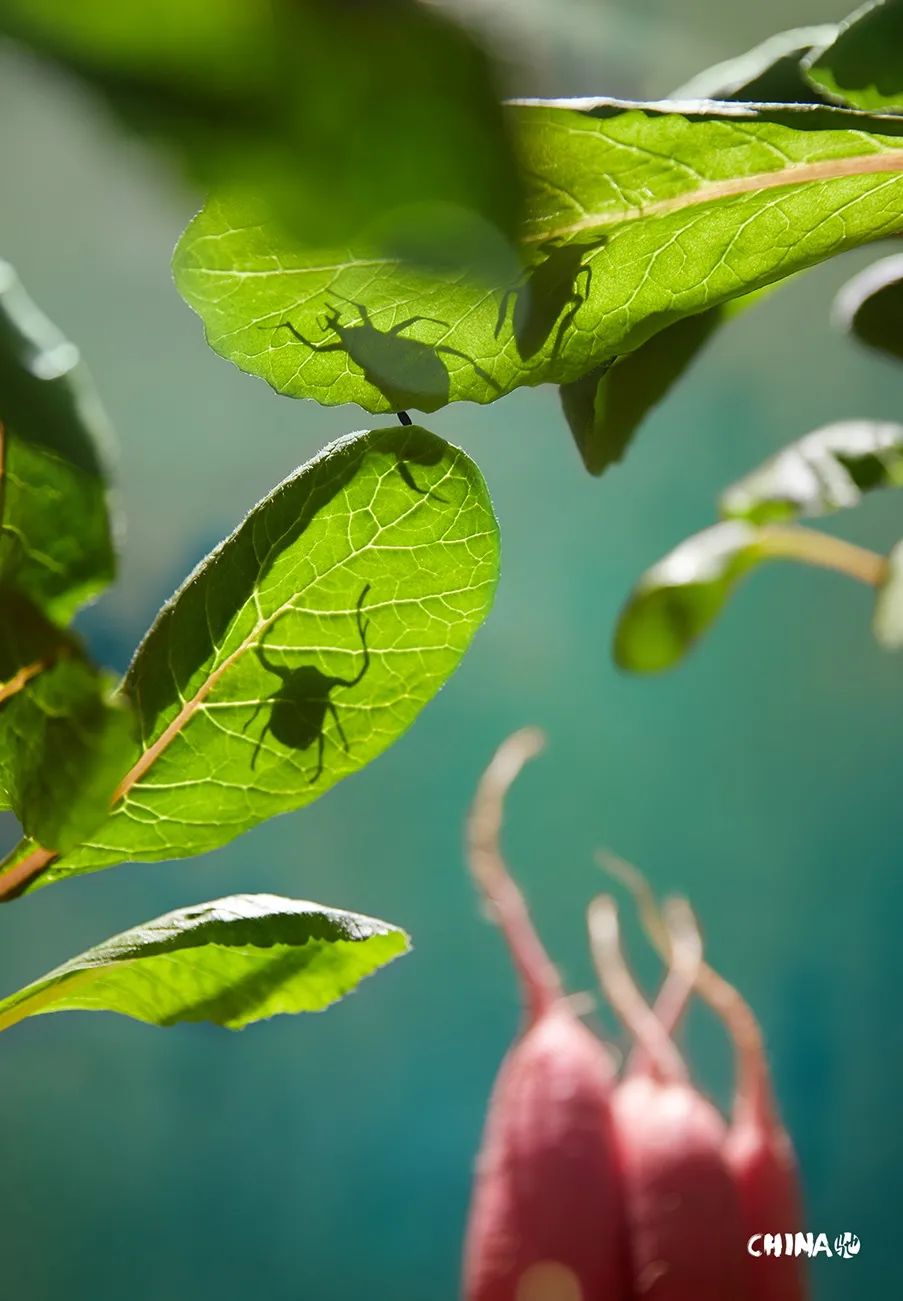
[174, 102, 903, 414]
[0, 0, 521, 262]
[720, 420, 903, 523]
[0, 425, 499, 898]
[0, 589, 134, 852]
[834, 252, 903, 361]
[0, 261, 115, 622]
[560, 314, 719, 475]
[560, 290, 773, 476]
[671, 25, 837, 103]
[873, 538, 903, 647]
[805, 1, 903, 113]
[614, 521, 766, 673]
[0, 894, 410, 1032]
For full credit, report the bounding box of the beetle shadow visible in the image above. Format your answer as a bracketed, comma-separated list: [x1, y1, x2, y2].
[272, 293, 501, 412]
[495, 239, 600, 361]
[242, 582, 373, 783]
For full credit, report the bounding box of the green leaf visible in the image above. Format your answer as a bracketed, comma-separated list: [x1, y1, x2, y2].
[614, 521, 766, 672]
[0, 894, 410, 1032]
[0, 425, 499, 898]
[0, 261, 115, 622]
[559, 303, 734, 476]
[720, 419, 903, 523]
[0, 589, 134, 852]
[671, 25, 837, 104]
[834, 252, 903, 361]
[560, 282, 782, 476]
[174, 101, 903, 415]
[0, 0, 521, 264]
[805, 1, 903, 114]
[873, 538, 903, 647]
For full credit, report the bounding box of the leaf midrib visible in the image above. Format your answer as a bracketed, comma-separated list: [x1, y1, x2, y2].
[524, 149, 903, 244]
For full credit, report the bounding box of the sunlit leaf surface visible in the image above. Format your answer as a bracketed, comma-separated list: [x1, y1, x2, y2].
[174, 101, 903, 414]
[0, 894, 410, 1031]
[0, 425, 499, 896]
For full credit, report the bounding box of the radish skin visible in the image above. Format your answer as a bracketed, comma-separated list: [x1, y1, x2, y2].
[696, 958, 808, 1301]
[590, 896, 752, 1301]
[600, 858, 808, 1301]
[462, 731, 628, 1301]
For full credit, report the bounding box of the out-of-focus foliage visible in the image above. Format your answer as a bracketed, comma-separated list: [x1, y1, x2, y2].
[720, 420, 903, 523]
[834, 253, 903, 363]
[614, 521, 767, 672]
[805, 0, 903, 113]
[0, 259, 115, 623]
[0, 0, 523, 265]
[671, 24, 837, 103]
[0, 590, 132, 851]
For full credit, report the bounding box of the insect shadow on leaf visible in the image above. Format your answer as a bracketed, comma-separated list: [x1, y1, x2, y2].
[271, 293, 500, 411]
[495, 240, 593, 361]
[243, 582, 372, 781]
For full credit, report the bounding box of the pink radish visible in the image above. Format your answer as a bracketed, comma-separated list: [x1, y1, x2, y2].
[601, 857, 808, 1301]
[589, 895, 752, 1300]
[462, 729, 628, 1301]
[694, 950, 807, 1301]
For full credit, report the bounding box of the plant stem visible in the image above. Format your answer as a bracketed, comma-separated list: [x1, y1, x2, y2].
[757, 525, 889, 587]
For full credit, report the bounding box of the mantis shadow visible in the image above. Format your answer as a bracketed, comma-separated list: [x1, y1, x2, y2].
[273, 293, 500, 411]
[243, 582, 372, 783]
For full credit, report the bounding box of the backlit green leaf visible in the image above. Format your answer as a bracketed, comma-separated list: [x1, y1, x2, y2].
[0, 589, 133, 852]
[0, 425, 498, 898]
[174, 101, 903, 415]
[834, 252, 903, 361]
[720, 420, 903, 522]
[671, 25, 837, 104]
[0, 261, 115, 622]
[0, 0, 521, 263]
[805, 1, 903, 113]
[614, 521, 766, 672]
[0, 894, 409, 1032]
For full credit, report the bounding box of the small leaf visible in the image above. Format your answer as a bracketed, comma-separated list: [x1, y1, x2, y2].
[0, 261, 115, 622]
[0, 590, 133, 852]
[614, 521, 765, 673]
[805, 0, 903, 113]
[560, 286, 777, 476]
[0, 425, 499, 898]
[174, 102, 903, 414]
[834, 252, 903, 362]
[0, 894, 410, 1032]
[720, 420, 903, 523]
[560, 311, 723, 476]
[671, 25, 838, 104]
[873, 539, 903, 648]
[0, 0, 521, 264]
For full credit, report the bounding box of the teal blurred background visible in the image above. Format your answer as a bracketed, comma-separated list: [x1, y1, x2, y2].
[1, 1, 901, 1297]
